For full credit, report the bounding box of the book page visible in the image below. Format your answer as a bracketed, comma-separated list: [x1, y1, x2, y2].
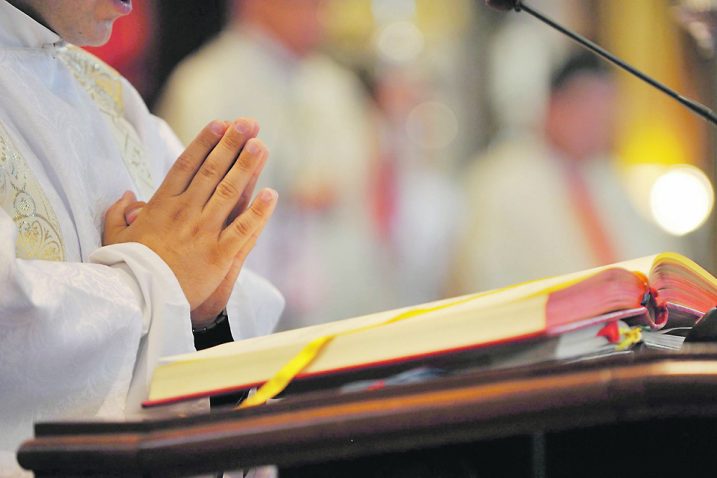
[650, 252, 717, 315]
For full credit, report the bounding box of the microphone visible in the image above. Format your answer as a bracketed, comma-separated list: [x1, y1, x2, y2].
[485, 0, 717, 126]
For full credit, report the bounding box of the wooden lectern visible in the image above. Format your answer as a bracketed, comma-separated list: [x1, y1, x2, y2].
[17, 346, 717, 477]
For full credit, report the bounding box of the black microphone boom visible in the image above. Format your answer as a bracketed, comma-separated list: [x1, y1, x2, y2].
[485, 0, 717, 126]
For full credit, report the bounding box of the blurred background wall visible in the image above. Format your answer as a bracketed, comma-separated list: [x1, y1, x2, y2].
[87, 0, 717, 328]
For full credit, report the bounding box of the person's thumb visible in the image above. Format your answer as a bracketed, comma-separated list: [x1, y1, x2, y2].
[103, 191, 136, 245]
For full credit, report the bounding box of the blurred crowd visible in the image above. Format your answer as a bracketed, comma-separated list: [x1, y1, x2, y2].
[89, 0, 709, 330]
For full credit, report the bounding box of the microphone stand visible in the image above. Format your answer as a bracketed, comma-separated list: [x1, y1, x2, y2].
[511, 0, 717, 126]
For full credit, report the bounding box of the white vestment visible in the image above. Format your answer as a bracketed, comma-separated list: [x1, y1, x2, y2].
[0, 3, 284, 476]
[453, 133, 692, 293]
[156, 25, 389, 330]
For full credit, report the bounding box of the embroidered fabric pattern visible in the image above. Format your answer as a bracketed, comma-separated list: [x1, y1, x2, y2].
[58, 46, 155, 198]
[0, 123, 65, 261]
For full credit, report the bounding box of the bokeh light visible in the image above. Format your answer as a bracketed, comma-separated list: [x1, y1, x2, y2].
[375, 20, 425, 64]
[650, 164, 714, 236]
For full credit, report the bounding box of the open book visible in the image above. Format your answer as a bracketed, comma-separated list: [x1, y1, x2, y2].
[144, 252, 717, 407]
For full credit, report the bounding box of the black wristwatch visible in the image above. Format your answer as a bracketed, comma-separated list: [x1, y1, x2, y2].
[192, 308, 229, 333]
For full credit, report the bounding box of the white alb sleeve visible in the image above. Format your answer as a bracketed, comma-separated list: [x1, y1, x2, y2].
[0, 209, 194, 471]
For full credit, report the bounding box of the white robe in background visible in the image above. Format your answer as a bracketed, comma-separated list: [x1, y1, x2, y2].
[453, 133, 692, 293]
[156, 25, 389, 330]
[0, 3, 283, 476]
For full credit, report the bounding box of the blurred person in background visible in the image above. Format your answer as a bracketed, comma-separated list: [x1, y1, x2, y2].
[451, 51, 689, 293]
[156, 0, 388, 330]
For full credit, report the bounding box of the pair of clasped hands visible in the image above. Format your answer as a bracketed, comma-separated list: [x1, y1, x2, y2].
[102, 118, 277, 329]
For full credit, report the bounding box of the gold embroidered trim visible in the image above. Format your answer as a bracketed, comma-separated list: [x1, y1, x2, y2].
[58, 45, 154, 198]
[0, 124, 65, 261]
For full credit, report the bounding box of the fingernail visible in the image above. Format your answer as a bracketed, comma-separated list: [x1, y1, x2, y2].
[245, 138, 261, 155]
[126, 209, 140, 225]
[260, 189, 277, 203]
[209, 120, 226, 136]
[234, 120, 250, 135]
